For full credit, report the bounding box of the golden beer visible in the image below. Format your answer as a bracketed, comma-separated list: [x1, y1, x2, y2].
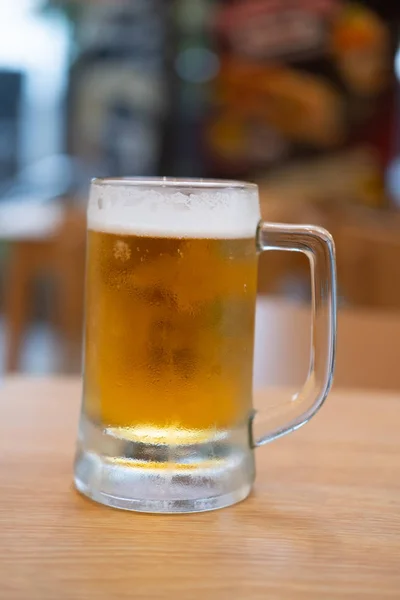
[84, 229, 258, 441]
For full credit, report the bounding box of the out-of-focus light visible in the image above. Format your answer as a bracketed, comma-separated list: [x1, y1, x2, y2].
[395, 45, 400, 81]
[176, 0, 208, 31]
[175, 47, 220, 84]
[387, 157, 400, 207]
[0, 8, 70, 101]
[0, 0, 40, 17]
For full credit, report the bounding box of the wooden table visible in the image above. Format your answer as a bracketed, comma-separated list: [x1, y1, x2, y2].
[1, 378, 400, 599]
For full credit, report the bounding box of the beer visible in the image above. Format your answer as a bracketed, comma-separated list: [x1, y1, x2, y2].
[84, 229, 258, 442]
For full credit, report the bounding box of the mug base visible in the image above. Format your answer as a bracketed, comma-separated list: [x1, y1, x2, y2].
[74, 417, 254, 514]
[74, 465, 252, 514]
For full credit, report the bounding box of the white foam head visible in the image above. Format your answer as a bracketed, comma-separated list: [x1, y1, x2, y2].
[88, 178, 261, 239]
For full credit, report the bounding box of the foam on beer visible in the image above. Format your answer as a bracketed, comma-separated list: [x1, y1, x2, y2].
[88, 181, 261, 239]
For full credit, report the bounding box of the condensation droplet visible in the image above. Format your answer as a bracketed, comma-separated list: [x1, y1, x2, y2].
[113, 241, 131, 262]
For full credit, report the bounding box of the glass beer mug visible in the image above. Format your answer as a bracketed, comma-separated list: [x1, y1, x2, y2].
[74, 178, 336, 513]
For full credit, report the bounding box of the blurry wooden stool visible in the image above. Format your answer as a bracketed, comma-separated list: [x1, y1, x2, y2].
[3, 205, 86, 373]
[254, 297, 400, 391]
[258, 196, 400, 309]
[335, 214, 400, 309]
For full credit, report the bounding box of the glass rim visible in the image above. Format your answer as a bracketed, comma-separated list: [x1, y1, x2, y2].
[91, 176, 258, 191]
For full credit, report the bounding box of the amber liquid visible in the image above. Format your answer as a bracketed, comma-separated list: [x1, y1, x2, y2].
[84, 230, 258, 442]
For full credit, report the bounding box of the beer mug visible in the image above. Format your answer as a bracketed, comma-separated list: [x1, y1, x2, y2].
[75, 178, 336, 513]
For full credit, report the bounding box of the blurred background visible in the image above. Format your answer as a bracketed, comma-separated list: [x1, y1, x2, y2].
[1, 0, 400, 389]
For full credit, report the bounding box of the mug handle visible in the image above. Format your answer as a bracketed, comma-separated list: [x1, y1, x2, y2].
[253, 221, 337, 447]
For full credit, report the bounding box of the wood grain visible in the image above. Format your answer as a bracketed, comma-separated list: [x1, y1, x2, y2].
[1, 378, 400, 599]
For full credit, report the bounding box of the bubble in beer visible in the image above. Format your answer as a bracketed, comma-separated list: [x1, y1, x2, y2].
[113, 240, 131, 262]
